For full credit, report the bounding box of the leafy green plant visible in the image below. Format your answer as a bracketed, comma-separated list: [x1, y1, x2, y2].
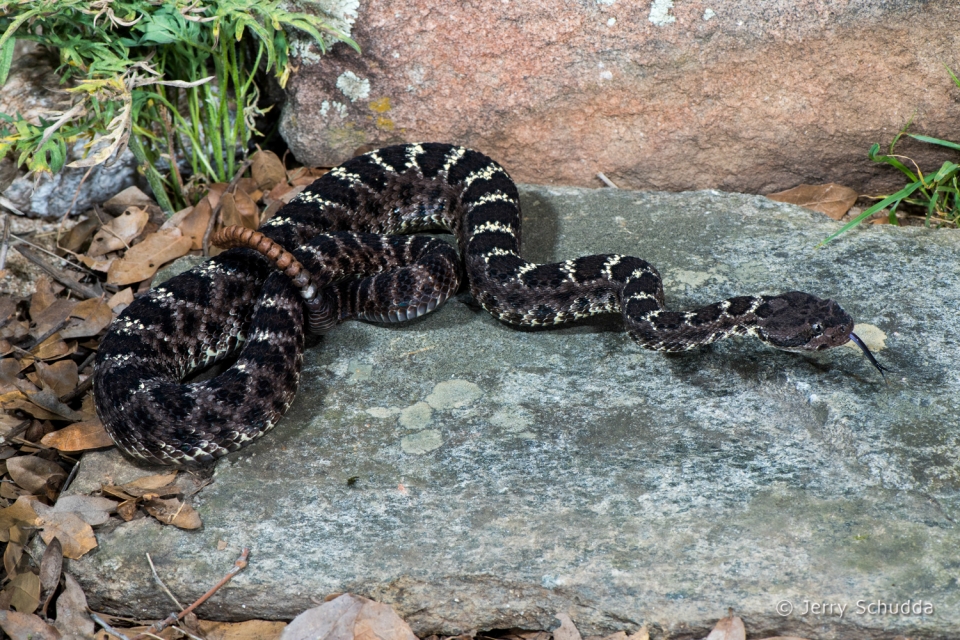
[819, 66, 960, 246]
[0, 0, 358, 213]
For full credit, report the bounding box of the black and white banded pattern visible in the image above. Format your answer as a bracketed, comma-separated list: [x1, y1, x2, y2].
[95, 143, 860, 466]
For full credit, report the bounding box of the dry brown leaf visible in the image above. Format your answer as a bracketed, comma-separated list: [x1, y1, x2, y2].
[107, 228, 193, 286]
[38, 537, 62, 616]
[220, 189, 260, 230]
[112, 620, 283, 640]
[260, 200, 284, 223]
[171, 205, 212, 251]
[77, 254, 115, 273]
[0, 296, 18, 321]
[552, 613, 583, 640]
[264, 181, 294, 204]
[178, 183, 228, 250]
[290, 174, 318, 187]
[41, 419, 114, 452]
[766, 183, 858, 220]
[277, 185, 306, 205]
[34, 360, 78, 397]
[103, 186, 156, 215]
[137, 485, 181, 500]
[143, 497, 202, 529]
[60, 298, 114, 339]
[0, 610, 61, 639]
[100, 484, 135, 501]
[4, 541, 23, 578]
[88, 208, 149, 257]
[8, 572, 40, 614]
[1, 483, 27, 500]
[625, 628, 649, 640]
[78, 392, 97, 420]
[37, 508, 98, 559]
[0, 497, 40, 541]
[287, 167, 327, 184]
[235, 177, 258, 194]
[198, 619, 288, 640]
[7, 456, 67, 494]
[53, 574, 94, 638]
[2, 319, 29, 343]
[106, 287, 135, 313]
[593, 633, 626, 640]
[0, 410, 24, 430]
[9, 520, 29, 545]
[161, 205, 197, 230]
[704, 615, 746, 640]
[29, 298, 78, 340]
[252, 150, 287, 191]
[31, 334, 77, 361]
[29, 277, 60, 317]
[24, 388, 85, 421]
[52, 495, 116, 526]
[281, 594, 417, 640]
[1, 358, 24, 393]
[121, 471, 179, 492]
[0, 391, 62, 420]
[58, 216, 101, 254]
[116, 499, 138, 521]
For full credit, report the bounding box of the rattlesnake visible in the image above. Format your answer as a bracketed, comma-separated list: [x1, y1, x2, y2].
[94, 143, 882, 466]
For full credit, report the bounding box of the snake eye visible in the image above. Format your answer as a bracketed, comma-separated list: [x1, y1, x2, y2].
[811, 322, 823, 335]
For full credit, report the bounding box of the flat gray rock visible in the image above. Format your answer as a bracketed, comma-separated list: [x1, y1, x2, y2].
[70, 186, 959, 639]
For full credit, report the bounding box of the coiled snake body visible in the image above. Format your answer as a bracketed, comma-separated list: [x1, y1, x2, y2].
[95, 143, 877, 466]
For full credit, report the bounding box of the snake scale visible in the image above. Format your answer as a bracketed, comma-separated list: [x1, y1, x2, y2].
[94, 143, 881, 467]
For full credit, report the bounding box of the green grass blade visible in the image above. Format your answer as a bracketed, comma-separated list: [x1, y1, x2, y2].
[907, 133, 960, 152]
[869, 142, 918, 182]
[931, 161, 959, 183]
[817, 181, 922, 247]
[945, 64, 960, 89]
[0, 36, 14, 86]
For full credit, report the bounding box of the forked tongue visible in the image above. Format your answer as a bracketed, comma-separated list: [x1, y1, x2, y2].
[849, 332, 889, 381]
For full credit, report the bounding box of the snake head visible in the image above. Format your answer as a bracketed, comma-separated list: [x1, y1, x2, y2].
[752, 291, 854, 352]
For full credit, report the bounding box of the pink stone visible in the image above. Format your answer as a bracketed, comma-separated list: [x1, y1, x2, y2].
[280, 0, 960, 195]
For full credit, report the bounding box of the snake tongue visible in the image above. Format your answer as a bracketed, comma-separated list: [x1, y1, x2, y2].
[849, 332, 889, 381]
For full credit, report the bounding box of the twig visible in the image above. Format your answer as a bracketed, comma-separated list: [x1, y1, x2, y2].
[596, 172, 619, 189]
[14, 233, 99, 277]
[164, 122, 185, 200]
[12, 244, 103, 299]
[146, 552, 184, 611]
[10, 436, 53, 450]
[175, 627, 204, 640]
[131, 548, 250, 639]
[90, 611, 131, 640]
[58, 352, 98, 405]
[64, 164, 96, 218]
[0, 214, 10, 271]
[0, 419, 31, 445]
[92, 203, 110, 225]
[59, 374, 94, 405]
[60, 458, 81, 493]
[77, 349, 98, 375]
[94, 222, 133, 251]
[21, 318, 70, 352]
[201, 159, 253, 256]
